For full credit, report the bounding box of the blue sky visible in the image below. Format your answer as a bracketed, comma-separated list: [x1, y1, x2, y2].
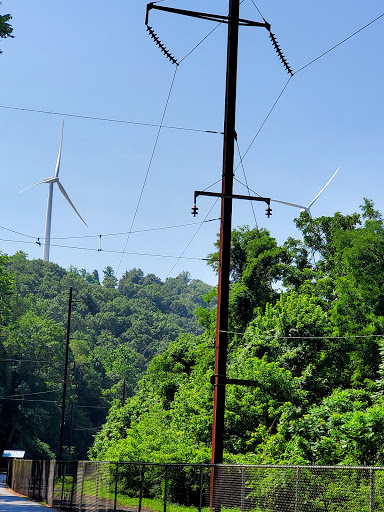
[0, 1, 383, 285]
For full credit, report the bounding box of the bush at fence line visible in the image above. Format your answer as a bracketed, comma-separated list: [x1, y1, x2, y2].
[245, 466, 384, 512]
[114, 464, 196, 505]
[166, 465, 210, 507]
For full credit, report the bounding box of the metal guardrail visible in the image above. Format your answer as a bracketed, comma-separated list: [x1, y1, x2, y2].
[8, 459, 384, 512]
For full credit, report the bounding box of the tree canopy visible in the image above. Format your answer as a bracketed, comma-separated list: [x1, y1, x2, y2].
[91, 199, 384, 466]
[0, 254, 211, 459]
[0, 10, 13, 53]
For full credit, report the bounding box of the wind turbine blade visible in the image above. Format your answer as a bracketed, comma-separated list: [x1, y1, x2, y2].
[54, 121, 64, 178]
[306, 166, 341, 209]
[19, 181, 46, 193]
[270, 198, 307, 210]
[57, 181, 88, 227]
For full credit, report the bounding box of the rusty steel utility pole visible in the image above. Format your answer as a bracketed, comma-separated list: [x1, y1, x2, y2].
[211, 0, 239, 466]
[59, 286, 72, 461]
[145, 3, 291, 508]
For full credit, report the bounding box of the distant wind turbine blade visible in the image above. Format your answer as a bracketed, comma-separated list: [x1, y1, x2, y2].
[54, 121, 64, 178]
[57, 181, 88, 227]
[19, 181, 46, 193]
[306, 166, 341, 210]
[270, 198, 307, 210]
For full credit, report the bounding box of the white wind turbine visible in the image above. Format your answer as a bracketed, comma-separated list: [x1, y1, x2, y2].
[270, 166, 341, 217]
[20, 122, 87, 261]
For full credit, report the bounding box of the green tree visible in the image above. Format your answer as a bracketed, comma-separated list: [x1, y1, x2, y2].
[0, 10, 13, 53]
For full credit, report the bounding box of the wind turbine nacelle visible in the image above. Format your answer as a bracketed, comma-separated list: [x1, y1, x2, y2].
[43, 177, 58, 184]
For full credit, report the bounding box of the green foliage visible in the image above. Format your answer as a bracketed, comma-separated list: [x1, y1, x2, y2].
[0, 10, 13, 53]
[1, 251, 211, 459]
[92, 200, 384, 469]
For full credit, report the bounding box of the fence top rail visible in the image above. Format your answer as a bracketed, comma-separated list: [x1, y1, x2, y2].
[17, 460, 384, 471]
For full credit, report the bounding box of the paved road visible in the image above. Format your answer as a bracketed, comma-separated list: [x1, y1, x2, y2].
[0, 475, 50, 512]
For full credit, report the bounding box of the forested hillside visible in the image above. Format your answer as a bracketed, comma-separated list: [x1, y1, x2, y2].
[0, 254, 211, 459]
[92, 199, 384, 466]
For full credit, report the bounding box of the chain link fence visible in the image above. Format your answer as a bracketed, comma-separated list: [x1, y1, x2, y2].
[7, 460, 384, 512]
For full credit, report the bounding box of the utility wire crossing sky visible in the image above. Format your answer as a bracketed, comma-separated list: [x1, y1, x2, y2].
[0, 1, 383, 284]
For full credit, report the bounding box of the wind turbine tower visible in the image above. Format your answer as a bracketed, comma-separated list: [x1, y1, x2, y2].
[21, 122, 87, 261]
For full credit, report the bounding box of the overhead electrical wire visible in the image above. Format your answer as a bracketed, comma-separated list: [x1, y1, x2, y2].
[179, 22, 222, 65]
[116, 66, 179, 276]
[166, 199, 219, 278]
[115, 14, 233, 277]
[235, 136, 258, 227]
[2, 9, 382, 276]
[219, 329, 384, 341]
[248, 0, 265, 21]
[0, 219, 219, 243]
[0, 389, 61, 399]
[0, 358, 60, 364]
[0, 238, 211, 261]
[294, 12, 384, 74]
[238, 9, 384, 165]
[0, 104, 222, 135]
[0, 398, 60, 403]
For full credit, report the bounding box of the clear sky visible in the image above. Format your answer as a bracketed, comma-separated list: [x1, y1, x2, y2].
[0, 1, 383, 285]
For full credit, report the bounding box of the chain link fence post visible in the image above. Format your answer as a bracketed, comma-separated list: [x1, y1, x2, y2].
[113, 462, 119, 511]
[240, 466, 245, 512]
[139, 464, 145, 512]
[60, 463, 66, 511]
[163, 465, 169, 512]
[371, 468, 375, 512]
[295, 467, 301, 512]
[199, 465, 204, 512]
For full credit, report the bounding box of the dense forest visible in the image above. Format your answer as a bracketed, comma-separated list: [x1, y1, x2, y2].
[0, 255, 211, 459]
[3, 199, 384, 466]
[92, 199, 384, 466]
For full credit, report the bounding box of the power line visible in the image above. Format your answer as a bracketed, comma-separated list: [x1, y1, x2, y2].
[0, 358, 60, 364]
[179, 22, 223, 64]
[235, 76, 292, 169]
[73, 425, 104, 431]
[116, 66, 179, 276]
[0, 225, 36, 240]
[235, 11, 384, 167]
[0, 104, 222, 135]
[248, 0, 265, 21]
[76, 405, 110, 409]
[235, 136, 258, 227]
[0, 398, 60, 403]
[0, 237, 212, 261]
[294, 13, 384, 75]
[0, 219, 219, 243]
[1, 389, 61, 399]
[220, 329, 384, 341]
[166, 200, 220, 278]
[53, 219, 220, 240]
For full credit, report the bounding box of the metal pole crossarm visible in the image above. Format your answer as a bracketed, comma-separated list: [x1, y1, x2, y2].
[146, 3, 270, 29]
[210, 374, 260, 387]
[194, 190, 270, 205]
